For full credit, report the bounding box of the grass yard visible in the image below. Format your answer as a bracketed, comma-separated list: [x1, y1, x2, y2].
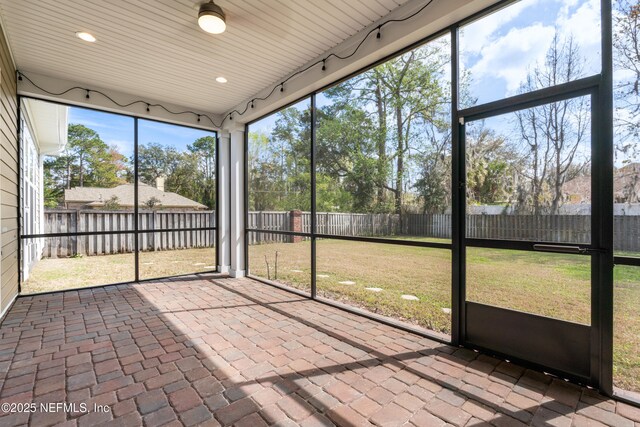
[248, 238, 640, 393]
[317, 240, 452, 334]
[613, 265, 640, 393]
[139, 247, 217, 280]
[466, 248, 592, 324]
[23, 247, 216, 294]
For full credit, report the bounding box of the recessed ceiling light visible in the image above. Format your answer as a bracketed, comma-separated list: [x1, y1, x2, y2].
[75, 32, 96, 42]
[216, 77, 227, 83]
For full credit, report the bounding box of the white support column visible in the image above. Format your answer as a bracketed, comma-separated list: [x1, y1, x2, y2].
[217, 131, 231, 274]
[229, 125, 245, 277]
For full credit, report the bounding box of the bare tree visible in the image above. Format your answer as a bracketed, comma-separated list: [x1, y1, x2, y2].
[514, 33, 590, 215]
[614, 0, 640, 204]
[614, 0, 640, 141]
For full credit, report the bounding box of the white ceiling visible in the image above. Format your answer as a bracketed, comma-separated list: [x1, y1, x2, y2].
[0, 0, 410, 115]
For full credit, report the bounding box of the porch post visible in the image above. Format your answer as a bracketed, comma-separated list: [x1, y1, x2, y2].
[217, 131, 231, 274]
[228, 125, 245, 277]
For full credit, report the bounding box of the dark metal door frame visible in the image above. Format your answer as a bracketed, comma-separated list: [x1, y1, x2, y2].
[453, 81, 611, 388]
[449, 0, 614, 397]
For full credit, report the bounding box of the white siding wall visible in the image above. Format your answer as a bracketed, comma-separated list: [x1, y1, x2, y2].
[20, 118, 44, 280]
[0, 20, 19, 314]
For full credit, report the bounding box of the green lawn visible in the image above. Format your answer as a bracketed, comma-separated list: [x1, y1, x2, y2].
[467, 248, 592, 324]
[248, 238, 640, 393]
[613, 265, 640, 393]
[23, 247, 216, 294]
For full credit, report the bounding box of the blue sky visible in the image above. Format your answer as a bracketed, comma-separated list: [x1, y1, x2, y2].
[461, 0, 601, 106]
[249, 0, 601, 136]
[68, 107, 216, 158]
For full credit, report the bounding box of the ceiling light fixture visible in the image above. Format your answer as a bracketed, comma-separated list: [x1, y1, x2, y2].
[75, 31, 96, 42]
[198, 1, 226, 34]
[216, 76, 227, 83]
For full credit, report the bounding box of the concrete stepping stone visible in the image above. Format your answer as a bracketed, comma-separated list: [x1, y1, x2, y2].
[204, 266, 216, 269]
[365, 287, 383, 292]
[317, 274, 329, 278]
[290, 269, 303, 273]
[193, 263, 206, 266]
[142, 262, 154, 265]
[401, 294, 419, 301]
[339, 281, 356, 285]
[442, 307, 451, 314]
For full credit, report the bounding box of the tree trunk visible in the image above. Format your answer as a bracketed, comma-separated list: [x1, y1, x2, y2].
[551, 102, 564, 215]
[375, 78, 387, 207]
[395, 103, 404, 215]
[79, 155, 84, 187]
[66, 158, 72, 189]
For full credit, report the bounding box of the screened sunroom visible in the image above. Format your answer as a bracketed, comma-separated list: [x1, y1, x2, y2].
[0, 0, 638, 425]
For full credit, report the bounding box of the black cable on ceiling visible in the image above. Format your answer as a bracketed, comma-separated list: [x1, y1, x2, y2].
[225, 0, 435, 122]
[17, 72, 223, 128]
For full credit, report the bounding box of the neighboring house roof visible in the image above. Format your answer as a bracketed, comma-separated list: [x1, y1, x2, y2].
[64, 183, 207, 209]
[563, 163, 640, 203]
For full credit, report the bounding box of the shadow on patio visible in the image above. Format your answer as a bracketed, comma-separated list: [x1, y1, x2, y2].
[0, 276, 637, 426]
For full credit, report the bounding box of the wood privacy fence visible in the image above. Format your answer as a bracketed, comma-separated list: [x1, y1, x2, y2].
[246, 211, 301, 244]
[246, 211, 398, 244]
[42, 210, 215, 258]
[248, 211, 640, 251]
[614, 216, 640, 252]
[42, 210, 640, 255]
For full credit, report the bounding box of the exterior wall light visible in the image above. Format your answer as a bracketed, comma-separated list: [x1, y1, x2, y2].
[198, 1, 226, 34]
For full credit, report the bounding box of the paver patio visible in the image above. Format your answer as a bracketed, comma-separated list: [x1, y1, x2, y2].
[0, 276, 638, 426]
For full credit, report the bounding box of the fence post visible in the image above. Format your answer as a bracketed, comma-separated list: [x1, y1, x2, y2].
[153, 211, 159, 251]
[72, 210, 79, 256]
[78, 211, 86, 255]
[326, 212, 330, 234]
[289, 210, 302, 243]
[211, 210, 216, 249]
[350, 213, 354, 236]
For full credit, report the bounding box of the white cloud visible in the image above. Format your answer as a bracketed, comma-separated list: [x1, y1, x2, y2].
[461, 0, 541, 55]
[555, 0, 601, 73]
[559, 0, 581, 12]
[106, 139, 134, 155]
[69, 118, 116, 129]
[614, 68, 635, 84]
[470, 23, 555, 94]
[465, 0, 603, 97]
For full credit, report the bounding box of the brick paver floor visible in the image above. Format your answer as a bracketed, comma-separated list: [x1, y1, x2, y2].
[0, 276, 639, 426]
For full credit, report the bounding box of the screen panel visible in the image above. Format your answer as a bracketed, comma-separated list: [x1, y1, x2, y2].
[247, 231, 311, 296]
[316, 239, 451, 336]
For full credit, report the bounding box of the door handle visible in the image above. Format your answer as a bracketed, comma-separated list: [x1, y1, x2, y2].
[533, 244, 604, 254]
